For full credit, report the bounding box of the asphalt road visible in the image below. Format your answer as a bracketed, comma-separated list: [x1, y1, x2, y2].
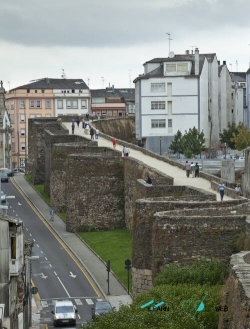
[2, 176, 101, 328]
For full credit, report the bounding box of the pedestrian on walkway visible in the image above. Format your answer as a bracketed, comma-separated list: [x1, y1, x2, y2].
[123, 146, 130, 157]
[71, 122, 75, 135]
[195, 162, 200, 178]
[85, 124, 89, 135]
[82, 118, 85, 129]
[112, 138, 117, 149]
[50, 209, 54, 221]
[218, 180, 225, 201]
[76, 118, 80, 128]
[184, 161, 191, 177]
[146, 175, 152, 185]
[90, 127, 95, 140]
[95, 129, 99, 139]
[190, 162, 195, 178]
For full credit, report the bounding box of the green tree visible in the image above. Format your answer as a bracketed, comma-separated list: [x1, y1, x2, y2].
[219, 123, 239, 150]
[169, 130, 184, 158]
[182, 127, 207, 158]
[231, 124, 250, 150]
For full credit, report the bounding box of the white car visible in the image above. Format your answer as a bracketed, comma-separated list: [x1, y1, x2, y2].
[1, 191, 6, 204]
[51, 300, 77, 327]
[239, 156, 245, 160]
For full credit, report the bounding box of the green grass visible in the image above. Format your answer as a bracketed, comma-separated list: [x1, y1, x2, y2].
[25, 174, 51, 205]
[78, 230, 132, 290]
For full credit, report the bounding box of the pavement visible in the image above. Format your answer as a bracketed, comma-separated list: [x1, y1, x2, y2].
[15, 122, 233, 328]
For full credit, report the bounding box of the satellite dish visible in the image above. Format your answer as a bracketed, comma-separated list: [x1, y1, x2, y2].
[169, 51, 175, 58]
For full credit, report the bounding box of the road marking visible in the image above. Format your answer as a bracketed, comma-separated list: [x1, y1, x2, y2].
[57, 276, 71, 297]
[41, 301, 48, 308]
[11, 177, 101, 298]
[74, 299, 83, 305]
[86, 299, 94, 305]
[69, 271, 77, 278]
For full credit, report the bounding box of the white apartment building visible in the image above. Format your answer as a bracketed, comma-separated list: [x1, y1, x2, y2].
[134, 49, 231, 154]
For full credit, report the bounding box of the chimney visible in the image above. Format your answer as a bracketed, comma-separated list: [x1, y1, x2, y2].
[112, 85, 114, 93]
[195, 48, 199, 75]
[185, 50, 189, 55]
[223, 61, 226, 65]
[218, 60, 220, 65]
[46, 78, 50, 84]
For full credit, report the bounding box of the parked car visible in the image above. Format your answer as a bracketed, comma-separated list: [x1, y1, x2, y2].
[91, 301, 113, 320]
[239, 156, 245, 160]
[1, 191, 6, 203]
[12, 168, 25, 173]
[51, 300, 77, 327]
[0, 168, 14, 177]
[0, 173, 9, 182]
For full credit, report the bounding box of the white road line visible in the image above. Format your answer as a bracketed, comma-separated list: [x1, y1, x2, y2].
[85, 299, 94, 305]
[29, 233, 32, 236]
[40, 251, 43, 254]
[54, 271, 58, 276]
[41, 301, 48, 308]
[37, 245, 39, 248]
[45, 257, 48, 260]
[49, 264, 52, 267]
[74, 299, 83, 305]
[97, 298, 103, 301]
[57, 277, 71, 297]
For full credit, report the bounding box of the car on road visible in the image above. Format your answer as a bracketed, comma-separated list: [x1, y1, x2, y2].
[0, 168, 14, 177]
[91, 301, 113, 320]
[51, 300, 78, 327]
[12, 168, 25, 173]
[1, 191, 6, 203]
[0, 173, 9, 182]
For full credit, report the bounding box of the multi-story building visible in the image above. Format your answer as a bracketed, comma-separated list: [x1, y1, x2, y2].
[5, 78, 90, 168]
[134, 49, 231, 154]
[90, 86, 135, 117]
[231, 72, 246, 126]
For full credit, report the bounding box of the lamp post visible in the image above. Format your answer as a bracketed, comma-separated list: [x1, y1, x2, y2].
[159, 136, 162, 155]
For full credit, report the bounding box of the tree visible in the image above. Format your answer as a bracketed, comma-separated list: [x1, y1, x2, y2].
[219, 123, 239, 150]
[231, 124, 250, 151]
[169, 130, 184, 158]
[182, 127, 207, 158]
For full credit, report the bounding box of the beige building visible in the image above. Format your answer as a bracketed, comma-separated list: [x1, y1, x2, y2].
[5, 78, 90, 168]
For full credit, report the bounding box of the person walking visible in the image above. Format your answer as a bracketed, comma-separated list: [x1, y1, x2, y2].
[76, 118, 80, 128]
[195, 162, 200, 178]
[123, 146, 130, 157]
[71, 122, 75, 135]
[90, 127, 95, 140]
[190, 162, 195, 178]
[85, 123, 90, 135]
[82, 118, 85, 129]
[184, 161, 191, 177]
[50, 209, 54, 221]
[95, 129, 99, 139]
[218, 180, 225, 201]
[112, 138, 117, 149]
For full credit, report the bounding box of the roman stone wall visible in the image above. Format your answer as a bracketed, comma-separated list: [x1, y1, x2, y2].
[124, 158, 174, 230]
[132, 200, 250, 296]
[50, 143, 115, 212]
[44, 132, 97, 196]
[65, 153, 124, 232]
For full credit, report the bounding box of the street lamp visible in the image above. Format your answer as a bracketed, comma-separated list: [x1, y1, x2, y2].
[160, 136, 162, 155]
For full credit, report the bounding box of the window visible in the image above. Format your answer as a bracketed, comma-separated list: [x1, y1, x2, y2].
[30, 100, 34, 108]
[27, 89, 30, 93]
[20, 100, 25, 109]
[102, 111, 107, 116]
[57, 100, 63, 109]
[177, 63, 188, 72]
[11, 236, 16, 259]
[165, 63, 188, 72]
[151, 83, 165, 92]
[20, 129, 25, 136]
[45, 100, 51, 109]
[151, 119, 166, 128]
[36, 114, 42, 117]
[30, 114, 35, 118]
[81, 100, 87, 108]
[92, 98, 105, 104]
[72, 100, 78, 108]
[36, 100, 41, 108]
[165, 64, 176, 72]
[151, 101, 165, 110]
[20, 114, 25, 122]
[168, 101, 172, 115]
[72, 89, 75, 93]
[45, 114, 51, 117]
[42, 89, 45, 93]
[66, 100, 71, 108]
[35, 90, 37, 93]
[21, 143, 25, 150]
[66, 100, 78, 109]
[168, 119, 173, 133]
[167, 83, 172, 97]
[79, 90, 82, 93]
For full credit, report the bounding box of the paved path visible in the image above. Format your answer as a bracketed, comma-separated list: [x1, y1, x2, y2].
[64, 122, 233, 202]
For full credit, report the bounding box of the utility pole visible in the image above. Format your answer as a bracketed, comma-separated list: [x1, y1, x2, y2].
[165, 33, 172, 54]
[128, 70, 132, 88]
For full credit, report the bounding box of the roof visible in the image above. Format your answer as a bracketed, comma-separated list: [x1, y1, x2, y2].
[90, 88, 135, 101]
[135, 53, 217, 82]
[231, 72, 246, 82]
[0, 214, 23, 225]
[11, 78, 89, 91]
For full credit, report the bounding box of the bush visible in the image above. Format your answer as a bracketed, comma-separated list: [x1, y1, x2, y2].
[83, 284, 221, 329]
[154, 259, 228, 286]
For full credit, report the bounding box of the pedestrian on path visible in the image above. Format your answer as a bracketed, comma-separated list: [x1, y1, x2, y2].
[95, 129, 99, 139]
[76, 118, 80, 128]
[123, 146, 130, 157]
[85, 124, 90, 135]
[184, 161, 191, 177]
[90, 127, 95, 140]
[112, 138, 117, 149]
[218, 180, 225, 201]
[190, 162, 195, 178]
[50, 209, 54, 221]
[82, 118, 85, 129]
[71, 122, 75, 135]
[195, 162, 200, 178]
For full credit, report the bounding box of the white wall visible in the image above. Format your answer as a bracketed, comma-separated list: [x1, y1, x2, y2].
[235, 87, 244, 125]
[144, 63, 160, 74]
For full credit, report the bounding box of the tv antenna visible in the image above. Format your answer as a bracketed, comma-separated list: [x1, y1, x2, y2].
[165, 33, 172, 54]
[101, 77, 105, 88]
[87, 78, 90, 87]
[236, 60, 238, 72]
[191, 46, 197, 54]
[128, 69, 132, 88]
[7, 81, 10, 91]
[61, 69, 67, 79]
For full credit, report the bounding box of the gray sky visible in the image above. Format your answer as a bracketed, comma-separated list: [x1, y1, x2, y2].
[1, 0, 250, 90]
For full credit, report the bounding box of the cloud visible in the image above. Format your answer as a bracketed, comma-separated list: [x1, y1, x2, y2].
[0, 0, 250, 48]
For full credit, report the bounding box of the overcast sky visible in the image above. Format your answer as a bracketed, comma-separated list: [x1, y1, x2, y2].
[1, 0, 250, 90]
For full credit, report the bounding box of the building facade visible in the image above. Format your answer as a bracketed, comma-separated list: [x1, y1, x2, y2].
[5, 78, 90, 168]
[90, 86, 135, 117]
[134, 49, 231, 154]
[231, 72, 247, 126]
